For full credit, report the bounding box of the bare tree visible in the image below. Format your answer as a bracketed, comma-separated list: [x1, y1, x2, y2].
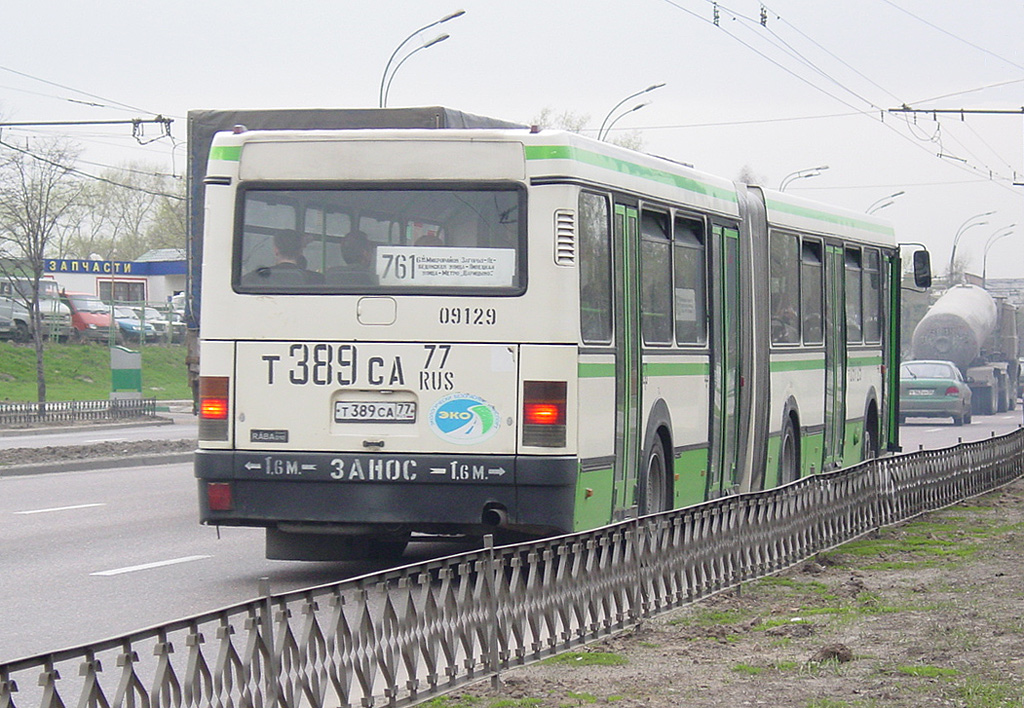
[66, 164, 185, 260]
[0, 136, 84, 403]
[531, 108, 645, 151]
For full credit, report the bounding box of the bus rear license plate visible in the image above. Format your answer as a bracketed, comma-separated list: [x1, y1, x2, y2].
[334, 401, 417, 423]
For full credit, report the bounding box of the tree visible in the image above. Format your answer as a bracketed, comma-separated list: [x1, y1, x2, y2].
[0, 136, 84, 403]
[67, 164, 184, 261]
[531, 108, 645, 151]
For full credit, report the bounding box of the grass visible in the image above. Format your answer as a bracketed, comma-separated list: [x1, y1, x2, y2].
[0, 341, 190, 401]
[539, 652, 628, 667]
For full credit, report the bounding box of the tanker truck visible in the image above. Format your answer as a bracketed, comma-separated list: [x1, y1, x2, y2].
[910, 284, 1020, 415]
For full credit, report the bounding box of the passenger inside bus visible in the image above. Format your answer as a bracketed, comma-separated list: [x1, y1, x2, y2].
[325, 230, 377, 285]
[242, 232, 324, 286]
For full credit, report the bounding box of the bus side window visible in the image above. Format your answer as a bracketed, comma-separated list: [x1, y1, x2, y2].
[845, 246, 863, 343]
[801, 239, 824, 344]
[579, 193, 613, 344]
[640, 209, 672, 345]
[863, 248, 882, 343]
[769, 232, 800, 345]
[674, 215, 707, 345]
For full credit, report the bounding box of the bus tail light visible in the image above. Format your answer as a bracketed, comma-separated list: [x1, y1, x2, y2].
[523, 380, 567, 447]
[199, 376, 230, 441]
[206, 482, 233, 511]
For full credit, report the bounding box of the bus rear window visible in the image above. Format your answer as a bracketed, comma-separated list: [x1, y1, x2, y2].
[234, 186, 525, 295]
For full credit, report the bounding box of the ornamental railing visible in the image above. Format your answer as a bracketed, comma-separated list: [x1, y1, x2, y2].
[0, 399, 157, 427]
[2, 428, 1022, 708]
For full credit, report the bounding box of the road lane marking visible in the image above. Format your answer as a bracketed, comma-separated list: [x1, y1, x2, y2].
[14, 503, 106, 515]
[91, 555, 212, 577]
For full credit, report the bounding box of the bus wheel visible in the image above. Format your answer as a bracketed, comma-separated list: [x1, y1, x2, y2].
[638, 439, 668, 516]
[862, 409, 880, 460]
[778, 420, 800, 485]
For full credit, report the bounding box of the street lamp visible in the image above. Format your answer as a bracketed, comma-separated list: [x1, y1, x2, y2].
[866, 190, 905, 214]
[599, 102, 650, 140]
[378, 9, 465, 108]
[779, 165, 829, 191]
[982, 224, 1015, 289]
[597, 83, 665, 141]
[948, 210, 995, 285]
[381, 34, 449, 108]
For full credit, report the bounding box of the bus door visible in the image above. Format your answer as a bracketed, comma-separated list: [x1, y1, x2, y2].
[822, 244, 847, 469]
[611, 203, 643, 517]
[707, 224, 743, 497]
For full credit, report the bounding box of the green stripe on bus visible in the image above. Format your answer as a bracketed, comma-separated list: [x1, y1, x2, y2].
[849, 355, 883, 367]
[209, 145, 242, 162]
[765, 198, 895, 237]
[770, 358, 825, 372]
[643, 361, 709, 377]
[579, 362, 616, 378]
[525, 145, 738, 203]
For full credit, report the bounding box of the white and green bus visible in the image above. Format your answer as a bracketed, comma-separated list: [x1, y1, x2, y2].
[195, 119, 927, 560]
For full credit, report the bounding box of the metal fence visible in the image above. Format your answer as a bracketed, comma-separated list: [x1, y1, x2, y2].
[0, 399, 157, 427]
[3, 429, 1022, 708]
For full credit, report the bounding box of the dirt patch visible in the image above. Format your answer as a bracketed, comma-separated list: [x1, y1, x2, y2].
[0, 436, 194, 467]
[444, 478, 1024, 707]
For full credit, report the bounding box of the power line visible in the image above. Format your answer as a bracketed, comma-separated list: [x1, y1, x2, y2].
[0, 137, 183, 200]
[879, 0, 1024, 74]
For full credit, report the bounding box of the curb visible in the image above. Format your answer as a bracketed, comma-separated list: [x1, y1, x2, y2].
[0, 416, 178, 438]
[0, 451, 195, 478]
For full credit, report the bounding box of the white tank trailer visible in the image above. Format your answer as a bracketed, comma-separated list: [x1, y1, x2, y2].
[911, 284, 1020, 414]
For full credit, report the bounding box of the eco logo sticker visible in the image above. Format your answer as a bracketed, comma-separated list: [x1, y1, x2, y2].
[429, 394, 501, 445]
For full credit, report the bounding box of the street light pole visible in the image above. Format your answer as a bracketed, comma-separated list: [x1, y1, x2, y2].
[597, 83, 665, 141]
[378, 10, 465, 108]
[982, 225, 1015, 289]
[948, 210, 995, 285]
[382, 34, 449, 108]
[866, 190, 905, 214]
[779, 165, 829, 191]
[599, 102, 649, 141]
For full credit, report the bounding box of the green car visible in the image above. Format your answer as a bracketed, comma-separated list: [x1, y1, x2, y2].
[899, 360, 973, 426]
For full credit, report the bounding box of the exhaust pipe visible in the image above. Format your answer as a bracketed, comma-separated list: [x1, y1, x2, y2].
[482, 505, 508, 528]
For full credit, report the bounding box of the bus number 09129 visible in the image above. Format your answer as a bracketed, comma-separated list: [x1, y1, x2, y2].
[439, 307, 496, 325]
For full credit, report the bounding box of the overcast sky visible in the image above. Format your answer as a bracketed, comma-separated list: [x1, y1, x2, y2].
[2, 0, 1022, 279]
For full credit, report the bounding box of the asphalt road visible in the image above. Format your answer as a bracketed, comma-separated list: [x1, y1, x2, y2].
[0, 459, 475, 663]
[898, 406, 1024, 452]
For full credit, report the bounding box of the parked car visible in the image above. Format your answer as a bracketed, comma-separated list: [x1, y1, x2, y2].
[59, 291, 115, 342]
[899, 360, 973, 426]
[0, 295, 29, 340]
[1, 277, 73, 341]
[113, 306, 157, 342]
[133, 306, 186, 343]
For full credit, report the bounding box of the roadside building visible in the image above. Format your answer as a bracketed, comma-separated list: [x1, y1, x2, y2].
[44, 249, 185, 307]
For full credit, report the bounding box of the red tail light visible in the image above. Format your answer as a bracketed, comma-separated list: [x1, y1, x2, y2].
[206, 482, 233, 511]
[945, 386, 960, 396]
[199, 376, 230, 441]
[523, 380, 567, 447]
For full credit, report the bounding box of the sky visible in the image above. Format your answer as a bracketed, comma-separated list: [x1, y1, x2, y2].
[1, 0, 1023, 279]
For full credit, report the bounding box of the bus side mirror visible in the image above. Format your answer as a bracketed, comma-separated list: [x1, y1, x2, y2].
[912, 250, 932, 289]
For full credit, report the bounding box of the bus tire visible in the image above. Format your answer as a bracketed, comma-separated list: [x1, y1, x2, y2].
[638, 436, 669, 516]
[862, 407, 880, 460]
[778, 419, 800, 485]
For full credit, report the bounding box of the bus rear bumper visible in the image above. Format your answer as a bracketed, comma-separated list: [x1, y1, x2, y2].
[194, 449, 578, 536]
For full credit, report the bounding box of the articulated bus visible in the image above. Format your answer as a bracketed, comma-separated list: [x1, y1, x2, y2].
[195, 120, 927, 560]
